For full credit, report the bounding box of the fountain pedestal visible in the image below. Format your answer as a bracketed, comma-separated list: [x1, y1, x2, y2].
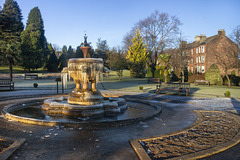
[68, 58, 103, 105]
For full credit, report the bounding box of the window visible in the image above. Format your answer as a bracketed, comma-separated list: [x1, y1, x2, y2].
[196, 48, 198, 54]
[186, 50, 189, 55]
[187, 60, 190, 64]
[191, 58, 193, 64]
[191, 49, 193, 55]
[201, 56, 205, 63]
[202, 66, 205, 73]
[191, 67, 193, 73]
[199, 47, 201, 53]
[196, 57, 198, 63]
[199, 56, 201, 63]
[201, 46, 204, 53]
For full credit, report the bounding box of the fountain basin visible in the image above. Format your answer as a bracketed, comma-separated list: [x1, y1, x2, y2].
[2, 97, 162, 127]
[42, 96, 127, 117]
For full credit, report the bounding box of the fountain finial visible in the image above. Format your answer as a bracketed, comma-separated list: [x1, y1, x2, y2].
[84, 34, 89, 46]
[81, 33, 91, 58]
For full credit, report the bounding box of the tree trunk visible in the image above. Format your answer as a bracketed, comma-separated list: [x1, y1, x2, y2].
[151, 65, 156, 78]
[164, 69, 168, 82]
[226, 74, 231, 86]
[181, 70, 185, 83]
[9, 63, 13, 81]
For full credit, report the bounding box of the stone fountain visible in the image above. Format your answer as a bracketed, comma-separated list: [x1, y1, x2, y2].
[42, 35, 127, 118]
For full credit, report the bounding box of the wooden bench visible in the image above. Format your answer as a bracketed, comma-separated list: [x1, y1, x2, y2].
[0, 79, 14, 90]
[147, 78, 161, 83]
[194, 80, 209, 86]
[24, 74, 38, 80]
[156, 82, 190, 96]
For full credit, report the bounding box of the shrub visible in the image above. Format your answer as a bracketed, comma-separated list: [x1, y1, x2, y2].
[147, 67, 153, 77]
[139, 86, 143, 90]
[188, 74, 205, 83]
[154, 68, 170, 82]
[146, 67, 170, 82]
[33, 83, 38, 88]
[231, 70, 236, 76]
[204, 64, 223, 85]
[225, 91, 231, 97]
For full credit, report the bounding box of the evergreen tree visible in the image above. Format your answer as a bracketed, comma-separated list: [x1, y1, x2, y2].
[127, 28, 148, 78]
[0, 0, 23, 80]
[75, 46, 83, 58]
[58, 45, 68, 71]
[20, 7, 48, 72]
[46, 43, 58, 72]
[67, 45, 74, 59]
[62, 45, 67, 55]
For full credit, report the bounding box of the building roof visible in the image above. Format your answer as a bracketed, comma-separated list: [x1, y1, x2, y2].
[187, 35, 218, 49]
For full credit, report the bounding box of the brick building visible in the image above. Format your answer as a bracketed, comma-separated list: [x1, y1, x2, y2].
[184, 29, 238, 76]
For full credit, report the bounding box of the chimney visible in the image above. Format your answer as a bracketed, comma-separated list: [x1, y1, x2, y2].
[218, 29, 225, 36]
[195, 36, 200, 42]
[199, 34, 206, 42]
[180, 41, 187, 48]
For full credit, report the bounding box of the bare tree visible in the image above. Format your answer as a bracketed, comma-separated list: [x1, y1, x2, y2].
[170, 31, 189, 82]
[136, 11, 181, 77]
[208, 38, 238, 86]
[230, 25, 240, 74]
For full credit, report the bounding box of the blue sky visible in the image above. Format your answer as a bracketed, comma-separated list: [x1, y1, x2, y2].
[1, 0, 240, 50]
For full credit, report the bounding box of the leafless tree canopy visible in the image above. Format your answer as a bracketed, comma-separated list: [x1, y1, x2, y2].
[123, 10, 181, 77]
[231, 25, 240, 49]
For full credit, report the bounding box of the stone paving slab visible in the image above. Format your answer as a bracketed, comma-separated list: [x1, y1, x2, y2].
[130, 110, 240, 160]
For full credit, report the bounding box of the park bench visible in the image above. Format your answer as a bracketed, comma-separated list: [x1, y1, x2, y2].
[0, 79, 14, 90]
[147, 78, 161, 83]
[194, 80, 209, 86]
[24, 74, 38, 80]
[156, 82, 190, 96]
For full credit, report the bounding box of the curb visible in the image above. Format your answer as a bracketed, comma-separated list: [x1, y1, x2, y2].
[130, 110, 240, 160]
[0, 137, 25, 160]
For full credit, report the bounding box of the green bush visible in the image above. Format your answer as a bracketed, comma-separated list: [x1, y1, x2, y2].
[154, 68, 170, 82]
[231, 70, 236, 76]
[147, 67, 153, 77]
[188, 74, 205, 83]
[204, 64, 223, 85]
[146, 67, 170, 82]
[225, 91, 231, 97]
[139, 86, 143, 90]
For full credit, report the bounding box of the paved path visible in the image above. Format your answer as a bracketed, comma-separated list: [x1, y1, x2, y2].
[0, 88, 240, 160]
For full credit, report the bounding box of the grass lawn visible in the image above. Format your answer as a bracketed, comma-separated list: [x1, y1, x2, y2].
[102, 70, 240, 100]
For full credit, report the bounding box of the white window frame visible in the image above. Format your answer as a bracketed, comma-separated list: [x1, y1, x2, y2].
[201, 46, 204, 53]
[201, 56, 205, 63]
[196, 48, 198, 54]
[202, 66, 205, 73]
[199, 56, 201, 63]
[191, 49, 193, 55]
[196, 57, 198, 63]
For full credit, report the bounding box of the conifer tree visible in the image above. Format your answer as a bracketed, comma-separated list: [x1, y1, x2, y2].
[20, 7, 48, 72]
[67, 45, 74, 59]
[58, 45, 68, 71]
[75, 46, 83, 58]
[127, 28, 148, 78]
[46, 43, 58, 72]
[0, 0, 23, 80]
